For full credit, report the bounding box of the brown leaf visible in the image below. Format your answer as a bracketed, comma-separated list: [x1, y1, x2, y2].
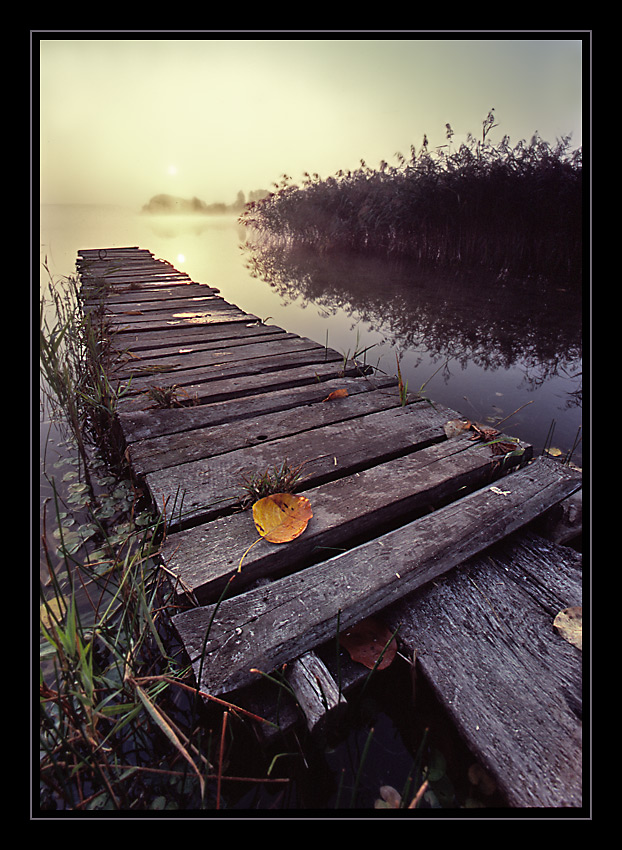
[444, 419, 470, 438]
[339, 617, 397, 670]
[322, 389, 349, 402]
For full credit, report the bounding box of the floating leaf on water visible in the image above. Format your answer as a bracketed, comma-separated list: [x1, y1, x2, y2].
[545, 447, 564, 457]
[40, 596, 65, 631]
[339, 616, 397, 670]
[68, 482, 89, 494]
[252, 493, 313, 543]
[374, 785, 402, 809]
[553, 606, 582, 650]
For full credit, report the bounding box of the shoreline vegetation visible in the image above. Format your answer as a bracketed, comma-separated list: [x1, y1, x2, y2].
[239, 112, 582, 282]
[142, 188, 269, 217]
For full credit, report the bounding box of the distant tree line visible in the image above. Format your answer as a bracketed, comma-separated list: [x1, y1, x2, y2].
[239, 112, 582, 281]
[143, 188, 269, 215]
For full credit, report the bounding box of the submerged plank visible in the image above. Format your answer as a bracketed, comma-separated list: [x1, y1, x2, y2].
[171, 457, 582, 697]
[162, 433, 531, 602]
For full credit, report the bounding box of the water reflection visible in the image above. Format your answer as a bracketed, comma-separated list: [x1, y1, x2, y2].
[240, 236, 582, 464]
[242, 239, 582, 404]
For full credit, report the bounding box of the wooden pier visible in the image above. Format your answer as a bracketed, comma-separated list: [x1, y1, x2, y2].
[77, 247, 583, 809]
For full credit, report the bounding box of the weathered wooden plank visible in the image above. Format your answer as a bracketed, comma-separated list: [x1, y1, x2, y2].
[86, 292, 222, 318]
[115, 336, 333, 384]
[109, 322, 286, 353]
[102, 295, 237, 317]
[113, 332, 297, 375]
[145, 400, 454, 523]
[382, 530, 582, 807]
[114, 330, 297, 370]
[162, 433, 531, 602]
[83, 269, 190, 281]
[171, 457, 582, 697]
[285, 651, 348, 737]
[83, 284, 220, 305]
[116, 345, 344, 397]
[129, 385, 418, 475]
[118, 374, 398, 442]
[78, 246, 144, 255]
[107, 308, 257, 334]
[116, 359, 372, 413]
[81, 271, 192, 285]
[106, 302, 253, 329]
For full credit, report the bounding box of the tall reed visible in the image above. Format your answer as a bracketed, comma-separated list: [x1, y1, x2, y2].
[240, 112, 582, 281]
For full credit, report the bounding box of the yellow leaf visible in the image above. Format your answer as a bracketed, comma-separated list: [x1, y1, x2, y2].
[40, 596, 65, 631]
[252, 493, 313, 543]
[545, 446, 563, 457]
[553, 606, 582, 650]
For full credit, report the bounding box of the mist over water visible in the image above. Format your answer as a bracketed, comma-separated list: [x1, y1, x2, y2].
[40, 204, 582, 466]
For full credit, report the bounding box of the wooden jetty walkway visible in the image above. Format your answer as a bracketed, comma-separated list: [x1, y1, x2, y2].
[77, 246, 583, 809]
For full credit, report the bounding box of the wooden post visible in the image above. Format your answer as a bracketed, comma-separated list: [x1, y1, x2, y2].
[285, 651, 348, 738]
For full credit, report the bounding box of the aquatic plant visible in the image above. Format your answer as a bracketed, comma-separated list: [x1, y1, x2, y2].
[240, 112, 582, 281]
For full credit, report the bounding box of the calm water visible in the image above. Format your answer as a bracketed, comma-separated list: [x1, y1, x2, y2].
[40, 203, 583, 465]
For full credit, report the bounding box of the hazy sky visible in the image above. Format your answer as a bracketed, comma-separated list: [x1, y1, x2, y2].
[38, 35, 585, 208]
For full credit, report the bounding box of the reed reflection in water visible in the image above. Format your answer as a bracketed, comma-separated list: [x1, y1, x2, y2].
[241, 237, 582, 465]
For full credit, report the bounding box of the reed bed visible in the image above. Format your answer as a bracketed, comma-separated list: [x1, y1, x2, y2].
[240, 112, 582, 281]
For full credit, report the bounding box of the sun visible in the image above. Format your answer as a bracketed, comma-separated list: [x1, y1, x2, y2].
[168, 165, 178, 176]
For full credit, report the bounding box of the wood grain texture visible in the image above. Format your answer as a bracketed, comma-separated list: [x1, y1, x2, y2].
[384, 530, 583, 807]
[171, 458, 581, 697]
[162, 433, 530, 602]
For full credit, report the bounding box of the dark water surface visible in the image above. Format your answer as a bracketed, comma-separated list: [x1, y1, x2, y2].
[40, 204, 582, 465]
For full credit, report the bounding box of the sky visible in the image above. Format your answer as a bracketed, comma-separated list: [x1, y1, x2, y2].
[37, 34, 586, 208]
